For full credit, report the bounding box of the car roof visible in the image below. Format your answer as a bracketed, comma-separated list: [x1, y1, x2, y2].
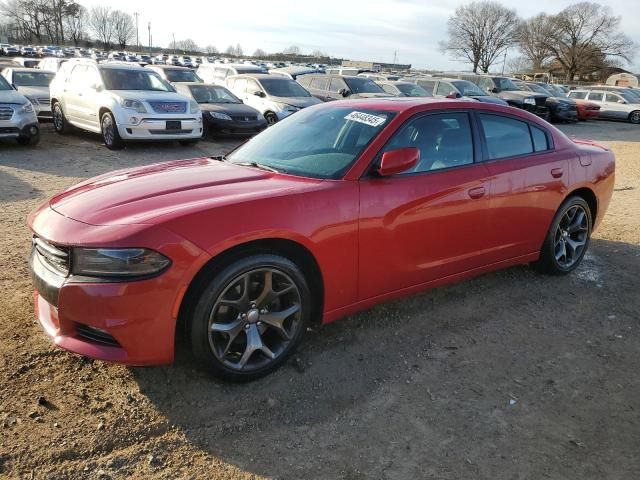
[148, 65, 191, 70]
[8, 67, 55, 73]
[97, 62, 147, 71]
[178, 82, 223, 87]
[233, 73, 285, 80]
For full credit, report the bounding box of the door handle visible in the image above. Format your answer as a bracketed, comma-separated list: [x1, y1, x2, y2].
[551, 167, 564, 178]
[468, 186, 486, 199]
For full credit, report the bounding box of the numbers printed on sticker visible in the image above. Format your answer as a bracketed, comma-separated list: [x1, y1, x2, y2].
[344, 111, 387, 127]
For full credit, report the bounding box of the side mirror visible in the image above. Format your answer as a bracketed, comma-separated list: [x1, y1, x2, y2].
[377, 147, 420, 176]
[446, 91, 462, 99]
[253, 90, 265, 97]
[339, 88, 350, 97]
[617, 99, 626, 104]
[488, 87, 498, 94]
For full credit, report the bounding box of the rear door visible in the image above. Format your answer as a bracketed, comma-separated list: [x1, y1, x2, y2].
[358, 111, 493, 299]
[586, 91, 609, 117]
[603, 92, 630, 120]
[62, 64, 87, 123]
[479, 112, 570, 262]
[328, 77, 347, 101]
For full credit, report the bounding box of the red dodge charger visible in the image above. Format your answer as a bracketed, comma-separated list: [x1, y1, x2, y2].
[28, 98, 615, 380]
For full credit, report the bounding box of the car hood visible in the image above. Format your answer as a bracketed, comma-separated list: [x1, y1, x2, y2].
[499, 90, 546, 101]
[16, 85, 50, 97]
[0, 89, 28, 103]
[48, 158, 319, 226]
[199, 102, 261, 115]
[270, 96, 322, 108]
[468, 95, 508, 105]
[107, 90, 189, 102]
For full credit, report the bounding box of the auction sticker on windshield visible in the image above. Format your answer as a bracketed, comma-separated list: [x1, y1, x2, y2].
[344, 111, 387, 127]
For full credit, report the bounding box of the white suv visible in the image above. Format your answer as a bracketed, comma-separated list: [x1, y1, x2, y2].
[50, 60, 202, 149]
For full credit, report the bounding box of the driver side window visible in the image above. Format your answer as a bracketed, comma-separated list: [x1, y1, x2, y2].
[382, 113, 474, 174]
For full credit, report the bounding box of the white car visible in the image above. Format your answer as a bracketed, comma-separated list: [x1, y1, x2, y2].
[226, 73, 321, 124]
[1, 67, 55, 118]
[0, 74, 40, 145]
[196, 63, 264, 86]
[50, 60, 202, 149]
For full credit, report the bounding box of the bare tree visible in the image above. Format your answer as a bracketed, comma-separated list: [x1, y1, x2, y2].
[235, 43, 243, 57]
[515, 14, 554, 71]
[506, 56, 533, 74]
[311, 50, 327, 58]
[111, 10, 135, 50]
[88, 5, 113, 49]
[544, 2, 634, 81]
[175, 38, 199, 53]
[252, 48, 267, 58]
[225, 45, 236, 56]
[440, 1, 519, 73]
[205, 45, 218, 55]
[64, 3, 86, 46]
[282, 45, 301, 55]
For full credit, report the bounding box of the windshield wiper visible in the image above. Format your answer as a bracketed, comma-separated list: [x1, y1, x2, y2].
[235, 161, 283, 174]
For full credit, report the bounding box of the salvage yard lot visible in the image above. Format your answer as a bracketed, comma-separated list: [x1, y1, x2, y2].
[1, 121, 639, 479]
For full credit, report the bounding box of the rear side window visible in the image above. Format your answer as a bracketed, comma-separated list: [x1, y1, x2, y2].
[417, 79, 436, 92]
[568, 91, 587, 100]
[479, 114, 533, 159]
[530, 125, 549, 152]
[328, 78, 345, 92]
[605, 93, 620, 102]
[381, 84, 397, 94]
[587, 92, 604, 102]
[436, 82, 453, 96]
[297, 75, 312, 87]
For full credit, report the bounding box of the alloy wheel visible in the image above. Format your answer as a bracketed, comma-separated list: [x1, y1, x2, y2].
[102, 115, 115, 146]
[207, 268, 302, 371]
[630, 112, 640, 124]
[53, 104, 64, 131]
[554, 205, 589, 268]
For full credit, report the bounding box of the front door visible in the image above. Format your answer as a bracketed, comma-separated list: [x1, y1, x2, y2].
[358, 111, 492, 300]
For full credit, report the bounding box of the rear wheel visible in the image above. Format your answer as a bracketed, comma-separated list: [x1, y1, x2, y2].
[52, 102, 67, 134]
[629, 111, 640, 124]
[189, 254, 311, 381]
[534, 196, 592, 275]
[101, 111, 124, 150]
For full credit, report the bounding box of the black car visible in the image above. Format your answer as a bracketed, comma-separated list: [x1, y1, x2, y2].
[454, 74, 550, 119]
[146, 65, 202, 84]
[408, 77, 509, 106]
[175, 82, 267, 137]
[297, 74, 391, 101]
[513, 80, 578, 123]
[376, 80, 432, 97]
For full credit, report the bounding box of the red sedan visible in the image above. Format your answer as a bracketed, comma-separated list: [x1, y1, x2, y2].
[28, 98, 615, 381]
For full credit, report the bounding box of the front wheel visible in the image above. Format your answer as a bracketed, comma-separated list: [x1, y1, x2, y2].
[629, 111, 640, 124]
[534, 196, 592, 275]
[265, 112, 278, 126]
[101, 111, 124, 150]
[52, 102, 67, 134]
[189, 254, 311, 381]
[16, 129, 40, 146]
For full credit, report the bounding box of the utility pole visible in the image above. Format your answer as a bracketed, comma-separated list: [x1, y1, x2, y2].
[392, 50, 397, 69]
[133, 12, 139, 48]
[172, 33, 176, 53]
[148, 22, 151, 57]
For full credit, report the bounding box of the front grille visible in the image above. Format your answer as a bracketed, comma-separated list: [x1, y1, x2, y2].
[148, 101, 187, 114]
[37, 98, 51, 106]
[76, 324, 120, 347]
[230, 115, 258, 122]
[0, 105, 13, 120]
[0, 127, 19, 134]
[535, 97, 546, 107]
[149, 129, 193, 135]
[32, 236, 70, 276]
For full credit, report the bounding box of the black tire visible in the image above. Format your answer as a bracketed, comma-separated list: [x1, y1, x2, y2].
[52, 102, 67, 134]
[629, 111, 640, 124]
[534, 196, 592, 275]
[101, 111, 124, 150]
[189, 254, 311, 382]
[16, 129, 40, 146]
[179, 139, 199, 146]
[265, 112, 278, 126]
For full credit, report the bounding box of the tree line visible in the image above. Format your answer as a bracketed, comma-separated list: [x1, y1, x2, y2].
[440, 1, 635, 81]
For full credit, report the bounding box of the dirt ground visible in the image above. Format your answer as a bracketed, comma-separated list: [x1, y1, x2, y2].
[0, 120, 638, 480]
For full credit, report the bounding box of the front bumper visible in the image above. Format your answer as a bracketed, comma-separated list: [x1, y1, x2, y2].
[205, 116, 267, 135]
[27, 206, 207, 366]
[0, 108, 39, 138]
[116, 116, 203, 140]
[550, 106, 578, 122]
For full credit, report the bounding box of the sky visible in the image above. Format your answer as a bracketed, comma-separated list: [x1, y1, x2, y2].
[81, 0, 640, 72]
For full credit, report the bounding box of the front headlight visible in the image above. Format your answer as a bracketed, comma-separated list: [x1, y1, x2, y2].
[523, 97, 536, 105]
[120, 99, 147, 113]
[209, 111, 232, 120]
[18, 101, 34, 113]
[72, 248, 171, 278]
[189, 100, 200, 114]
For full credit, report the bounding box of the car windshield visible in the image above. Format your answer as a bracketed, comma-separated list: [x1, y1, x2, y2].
[188, 85, 240, 104]
[451, 80, 485, 96]
[344, 77, 385, 94]
[165, 69, 201, 82]
[13, 71, 55, 87]
[527, 83, 552, 95]
[395, 83, 432, 97]
[227, 106, 394, 179]
[0, 75, 11, 90]
[260, 78, 310, 97]
[494, 77, 519, 91]
[101, 69, 173, 91]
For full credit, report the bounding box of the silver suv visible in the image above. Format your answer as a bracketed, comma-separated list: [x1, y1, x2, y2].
[0, 74, 39, 145]
[568, 89, 640, 124]
[50, 60, 202, 149]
